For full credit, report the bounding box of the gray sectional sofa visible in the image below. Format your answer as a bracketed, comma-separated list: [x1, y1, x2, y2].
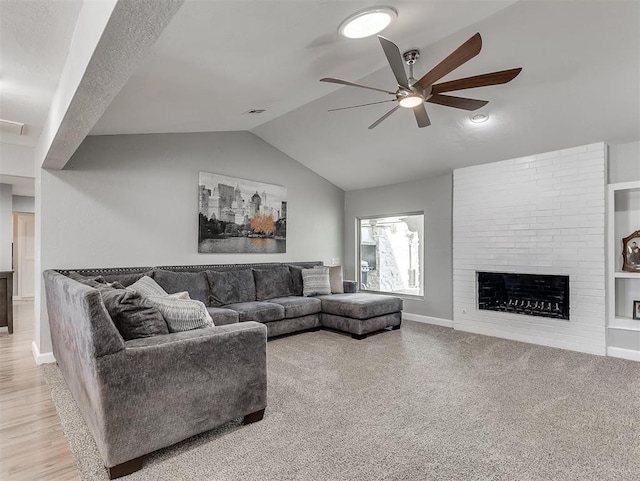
[43, 262, 402, 478]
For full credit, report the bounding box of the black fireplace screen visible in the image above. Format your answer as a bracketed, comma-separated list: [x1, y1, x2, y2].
[477, 271, 569, 320]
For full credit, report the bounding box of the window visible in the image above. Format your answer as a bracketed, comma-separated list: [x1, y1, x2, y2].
[358, 212, 424, 297]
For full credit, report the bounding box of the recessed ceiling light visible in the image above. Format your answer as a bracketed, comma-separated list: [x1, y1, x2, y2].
[338, 6, 398, 39]
[470, 113, 489, 123]
[398, 95, 423, 109]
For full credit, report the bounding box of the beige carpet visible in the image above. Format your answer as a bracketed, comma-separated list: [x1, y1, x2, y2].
[42, 321, 640, 480]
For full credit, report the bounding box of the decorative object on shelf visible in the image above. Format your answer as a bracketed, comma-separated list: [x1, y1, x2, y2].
[634, 300, 640, 320]
[622, 229, 640, 272]
[198, 172, 287, 254]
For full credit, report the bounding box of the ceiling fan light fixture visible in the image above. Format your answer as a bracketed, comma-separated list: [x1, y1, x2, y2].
[338, 6, 397, 39]
[470, 113, 489, 123]
[398, 95, 423, 109]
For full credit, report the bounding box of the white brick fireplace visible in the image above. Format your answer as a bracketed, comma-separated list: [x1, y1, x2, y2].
[453, 142, 606, 355]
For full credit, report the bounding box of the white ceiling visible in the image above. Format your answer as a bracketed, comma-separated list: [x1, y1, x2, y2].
[2, 0, 639, 192]
[0, 0, 82, 147]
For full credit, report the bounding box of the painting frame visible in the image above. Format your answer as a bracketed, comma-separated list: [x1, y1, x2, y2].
[634, 300, 640, 320]
[622, 229, 640, 272]
[198, 172, 287, 254]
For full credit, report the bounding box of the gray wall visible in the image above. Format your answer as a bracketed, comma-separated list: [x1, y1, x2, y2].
[38, 131, 344, 353]
[344, 173, 453, 320]
[12, 195, 35, 213]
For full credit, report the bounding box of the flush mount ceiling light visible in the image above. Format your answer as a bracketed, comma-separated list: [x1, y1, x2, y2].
[338, 6, 398, 39]
[470, 113, 489, 123]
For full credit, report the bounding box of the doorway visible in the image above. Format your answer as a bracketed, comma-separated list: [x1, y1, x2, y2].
[12, 212, 35, 299]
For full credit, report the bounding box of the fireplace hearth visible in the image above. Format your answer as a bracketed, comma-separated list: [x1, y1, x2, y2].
[477, 272, 569, 320]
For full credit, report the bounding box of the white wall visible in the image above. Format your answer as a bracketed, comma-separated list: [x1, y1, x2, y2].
[609, 141, 640, 184]
[37, 131, 344, 354]
[453, 142, 607, 355]
[344, 173, 453, 322]
[0, 143, 34, 178]
[0, 184, 13, 271]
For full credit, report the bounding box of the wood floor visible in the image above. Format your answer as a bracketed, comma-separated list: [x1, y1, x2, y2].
[0, 300, 80, 481]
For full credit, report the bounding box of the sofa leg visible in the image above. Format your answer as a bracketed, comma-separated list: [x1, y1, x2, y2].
[351, 333, 367, 340]
[107, 456, 144, 479]
[243, 408, 265, 425]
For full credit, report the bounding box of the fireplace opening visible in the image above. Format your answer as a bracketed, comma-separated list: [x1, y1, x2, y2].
[477, 272, 569, 320]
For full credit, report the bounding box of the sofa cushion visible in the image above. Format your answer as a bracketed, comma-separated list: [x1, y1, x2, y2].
[267, 296, 322, 319]
[153, 270, 210, 305]
[99, 288, 169, 340]
[302, 267, 331, 296]
[127, 275, 168, 298]
[206, 307, 240, 326]
[224, 301, 285, 323]
[317, 293, 403, 320]
[206, 269, 256, 307]
[328, 266, 344, 294]
[253, 266, 292, 300]
[144, 296, 214, 332]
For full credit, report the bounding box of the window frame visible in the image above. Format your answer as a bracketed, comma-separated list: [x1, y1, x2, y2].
[356, 211, 425, 300]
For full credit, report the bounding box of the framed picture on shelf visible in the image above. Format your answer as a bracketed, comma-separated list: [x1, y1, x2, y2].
[634, 300, 640, 320]
[622, 229, 640, 272]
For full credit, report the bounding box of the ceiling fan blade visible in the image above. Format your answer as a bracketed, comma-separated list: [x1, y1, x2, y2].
[432, 68, 522, 94]
[368, 105, 400, 130]
[320, 77, 396, 95]
[427, 94, 488, 111]
[417, 33, 482, 89]
[378, 36, 410, 90]
[328, 99, 397, 112]
[413, 103, 431, 128]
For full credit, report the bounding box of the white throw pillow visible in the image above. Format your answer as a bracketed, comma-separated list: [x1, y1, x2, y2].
[328, 265, 344, 294]
[144, 296, 214, 332]
[301, 267, 331, 296]
[127, 276, 168, 298]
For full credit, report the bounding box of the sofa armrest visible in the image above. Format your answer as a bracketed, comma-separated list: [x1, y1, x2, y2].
[93, 322, 267, 467]
[343, 280, 358, 293]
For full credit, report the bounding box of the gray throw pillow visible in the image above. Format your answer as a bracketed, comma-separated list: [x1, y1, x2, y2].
[99, 288, 168, 340]
[253, 266, 293, 300]
[288, 265, 304, 296]
[127, 275, 168, 298]
[302, 267, 331, 296]
[153, 270, 210, 305]
[67, 271, 125, 289]
[206, 269, 256, 307]
[144, 296, 214, 332]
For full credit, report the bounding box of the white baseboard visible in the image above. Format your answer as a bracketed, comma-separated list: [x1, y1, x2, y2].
[31, 341, 56, 365]
[403, 313, 453, 328]
[607, 347, 640, 362]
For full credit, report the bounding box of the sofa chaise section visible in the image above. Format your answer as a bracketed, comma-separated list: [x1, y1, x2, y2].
[43, 270, 267, 479]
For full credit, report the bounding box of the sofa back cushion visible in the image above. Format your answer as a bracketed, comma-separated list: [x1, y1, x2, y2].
[153, 270, 210, 305]
[288, 265, 304, 296]
[99, 288, 169, 340]
[206, 269, 256, 306]
[253, 266, 292, 300]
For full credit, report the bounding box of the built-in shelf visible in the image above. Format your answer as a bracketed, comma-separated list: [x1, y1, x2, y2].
[614, 271, 640, 279]
[607, 180, 640, 360]
[609, 317, 640, 331]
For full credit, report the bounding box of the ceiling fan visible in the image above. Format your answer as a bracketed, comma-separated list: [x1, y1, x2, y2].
[320, 33, 522, 129]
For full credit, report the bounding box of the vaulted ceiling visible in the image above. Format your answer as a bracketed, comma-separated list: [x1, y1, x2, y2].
[2, 0, 639, 192]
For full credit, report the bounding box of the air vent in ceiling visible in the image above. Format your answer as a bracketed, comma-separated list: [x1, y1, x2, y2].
[0, 119, 25, 135]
